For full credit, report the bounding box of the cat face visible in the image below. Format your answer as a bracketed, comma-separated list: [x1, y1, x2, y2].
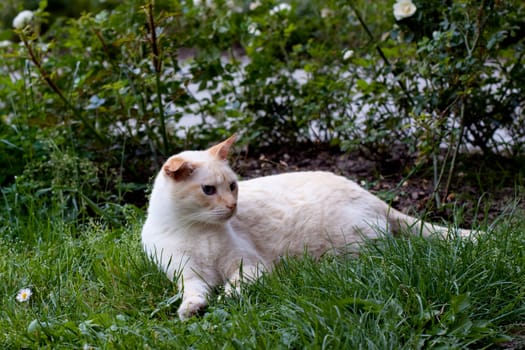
[162, 135, 238, 225]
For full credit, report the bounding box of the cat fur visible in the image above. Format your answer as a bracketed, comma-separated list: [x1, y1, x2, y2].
[141, 135, 473, 319]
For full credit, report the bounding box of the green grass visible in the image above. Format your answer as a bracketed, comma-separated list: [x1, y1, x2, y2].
[1, 208, 524, 349]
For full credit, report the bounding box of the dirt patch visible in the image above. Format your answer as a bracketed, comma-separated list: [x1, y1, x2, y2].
[232, 143, 524, 228]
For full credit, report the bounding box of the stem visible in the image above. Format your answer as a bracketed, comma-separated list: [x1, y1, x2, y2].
[438, 2, 486, 200]
[429, 113, 455, 210]
[92, 28, 112, 62]
[145, 1, 169, 154]
[154, 72, 169, 154]
[443, 101, 466, 203]
[348, 3, 415, 106]
[147, 2, 162, 74]
[432, 152, 441, 207]
[20, 34, 107, 144]
[22, 36, 67, 105]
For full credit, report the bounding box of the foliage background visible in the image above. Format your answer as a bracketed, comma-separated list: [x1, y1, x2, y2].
[1, 1, 524, 348]
[1, 0, 524, 223]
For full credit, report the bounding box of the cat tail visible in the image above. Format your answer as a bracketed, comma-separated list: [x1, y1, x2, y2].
[386, 208, 473, 239]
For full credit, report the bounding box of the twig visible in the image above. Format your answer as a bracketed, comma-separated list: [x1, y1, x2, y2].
[439, 1, 487, 202]
[432, 152, 442, 207]
[144, 1, 169, 155]
[348, 3, 415, 107]
[20, 33, 107, 144]
[146, 2, 162, 74]
[443, 101, 466, 203]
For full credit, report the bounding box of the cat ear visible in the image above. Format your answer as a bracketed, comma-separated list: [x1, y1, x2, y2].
[163, 157, 195, 181]
[208, 134, 237, 160]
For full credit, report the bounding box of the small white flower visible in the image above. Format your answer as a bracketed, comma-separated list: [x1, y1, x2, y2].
[194, 0, 214, 7]
[247, 23, 261, 36]
[0, 40, 12, 48]
[269, 3, 291, 15]
[12, 10, 34, 29]
[393, 0, 417, 21]
[342, 49, 354, 60]
[226, 0, 243, 13]
[249, 1, 261, 10]
[16, 288, 32, 302]
[320, 8, 334, 18]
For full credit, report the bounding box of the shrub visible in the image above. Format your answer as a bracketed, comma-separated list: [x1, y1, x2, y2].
[369, 0, 525, 158]
[0, 0, 523, 223]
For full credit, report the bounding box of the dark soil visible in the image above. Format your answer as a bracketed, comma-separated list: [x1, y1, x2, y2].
[231, 143, 524, 228]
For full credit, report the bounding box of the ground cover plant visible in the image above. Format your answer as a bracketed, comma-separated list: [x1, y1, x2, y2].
[1, 0, 524, 348]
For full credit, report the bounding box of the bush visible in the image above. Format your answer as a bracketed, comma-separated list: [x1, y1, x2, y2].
[360, 0, 525, 158]
[0, 0, 524, 223]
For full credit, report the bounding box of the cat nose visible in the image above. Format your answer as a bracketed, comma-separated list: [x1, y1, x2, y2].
[226, 202, 236, 211]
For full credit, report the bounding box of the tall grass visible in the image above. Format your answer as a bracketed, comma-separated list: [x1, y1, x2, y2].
[1, 1, 524, 348]
[1, 204, 524, 349]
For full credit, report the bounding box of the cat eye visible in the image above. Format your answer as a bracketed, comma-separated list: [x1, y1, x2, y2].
[201, 185, 216, 196]
[230, 182, 237, 192]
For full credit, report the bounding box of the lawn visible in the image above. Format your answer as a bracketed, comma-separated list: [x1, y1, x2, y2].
[1, 0, 525, 348]
[1, 205, 524, 349]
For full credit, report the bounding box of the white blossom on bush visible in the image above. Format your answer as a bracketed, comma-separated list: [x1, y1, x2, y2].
[321, 8, 334, 18]
[193, 0, 214, 8]
[393, 0, 417, 21]
[248, 23, 261, 36]
[269, 3, 291, 15]
[342, 49, 354, 60]
[12, 10, 34, 29]
[226, 0, 242, 13]
[249, 1, 261, 11]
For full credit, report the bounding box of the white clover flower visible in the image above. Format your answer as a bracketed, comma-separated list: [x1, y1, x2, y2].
[249, 1, 261, 10]
[342, 49, 354, 60]
[269, 3, 291, 15]
[247, 23, 261, 36]
[16, 288, 32, 302]
[12, 10, 34, 29]
[393, 0, 417, 21]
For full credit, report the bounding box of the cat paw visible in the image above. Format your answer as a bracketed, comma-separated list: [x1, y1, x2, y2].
[224, 282, 241, 296]
[178, 295, 208, 320]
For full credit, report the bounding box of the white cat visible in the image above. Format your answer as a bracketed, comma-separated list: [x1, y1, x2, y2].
[141, 135, 473, 319]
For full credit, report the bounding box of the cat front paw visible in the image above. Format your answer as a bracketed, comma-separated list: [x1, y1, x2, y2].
[224, 281, 241, 296]
[178, 295, 208, 320]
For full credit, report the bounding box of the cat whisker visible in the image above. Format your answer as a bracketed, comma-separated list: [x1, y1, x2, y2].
[177, 208, 233, 227]
[211, 208, 235, 218]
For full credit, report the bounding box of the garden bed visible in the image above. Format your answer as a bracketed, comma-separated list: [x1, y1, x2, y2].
[232, 143, 524, 227]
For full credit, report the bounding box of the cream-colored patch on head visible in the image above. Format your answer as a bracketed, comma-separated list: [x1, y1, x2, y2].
[190, 160, 238, 223]
[161, 136, 239, 225]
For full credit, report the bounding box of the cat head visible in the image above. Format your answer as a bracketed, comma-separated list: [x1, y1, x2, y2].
[160, 135, 239, 224]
